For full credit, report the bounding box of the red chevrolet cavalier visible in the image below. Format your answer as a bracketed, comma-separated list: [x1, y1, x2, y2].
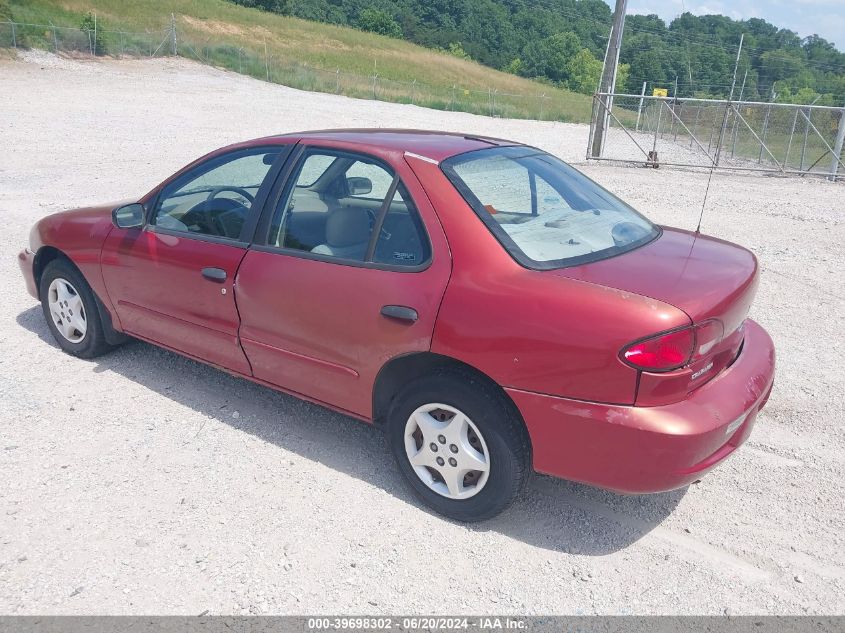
[18, 130, 775, 521]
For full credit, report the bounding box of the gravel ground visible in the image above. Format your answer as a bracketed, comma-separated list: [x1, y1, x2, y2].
[1, 51, 843, 615]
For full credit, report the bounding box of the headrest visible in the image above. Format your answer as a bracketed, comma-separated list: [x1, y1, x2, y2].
[326, 207, 371, 247]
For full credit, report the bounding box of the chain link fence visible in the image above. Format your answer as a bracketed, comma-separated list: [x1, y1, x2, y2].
[0, 19, 568, 123]
[588, 92, 845, 180]
[0, 21, 172, 58]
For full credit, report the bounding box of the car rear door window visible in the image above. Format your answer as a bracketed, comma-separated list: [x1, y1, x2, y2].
[152, 148, 281, 241]
[267, 150, 430, 268]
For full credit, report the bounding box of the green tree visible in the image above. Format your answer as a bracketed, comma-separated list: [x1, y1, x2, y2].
[505, 57, 523, 75]
[522, 31, 582, 84]
[356, 8, 403, 38]
[228, 0, 289, 12]
[0, 0, 12, 21]
[760, 49, 804, 84]
[566, 48, 602, 94]
[617, 63, 631, 93]
[447, 42, 471, 60]
[79, 12, 107, 56]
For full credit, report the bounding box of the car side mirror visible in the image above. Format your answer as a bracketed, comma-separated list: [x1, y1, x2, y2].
[346, 176, 372, 196]
[112, 203, 145, 229]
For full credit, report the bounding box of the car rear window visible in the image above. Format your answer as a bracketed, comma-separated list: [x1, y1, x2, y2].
[441, 146, 660, 270]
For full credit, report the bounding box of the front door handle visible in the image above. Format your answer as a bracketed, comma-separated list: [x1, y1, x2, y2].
[201, 267, 227, 283]
[381, 305, 418, 323]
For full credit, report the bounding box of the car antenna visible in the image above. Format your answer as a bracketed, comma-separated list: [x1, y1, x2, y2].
[696, 33, 744, 235]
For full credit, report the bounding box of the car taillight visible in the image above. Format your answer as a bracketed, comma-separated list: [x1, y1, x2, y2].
[693, 319, 724, 359]
[622, 328, 694, 371]
[621, 320, 724, 372]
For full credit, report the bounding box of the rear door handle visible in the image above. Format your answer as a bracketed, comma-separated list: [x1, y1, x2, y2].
[381, 305, 418, 323]
[201, 267, 227, 283]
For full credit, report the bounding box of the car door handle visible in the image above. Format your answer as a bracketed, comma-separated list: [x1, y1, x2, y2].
[201, 267, 227, 283]
[380, 305, 418, 323]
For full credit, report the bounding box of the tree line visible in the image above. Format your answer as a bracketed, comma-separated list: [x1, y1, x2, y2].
[229, 0, 845, 104]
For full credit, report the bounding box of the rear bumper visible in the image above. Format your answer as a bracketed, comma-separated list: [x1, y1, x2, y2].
[507, 319, 776, 494]
[18, 248, 38, 299]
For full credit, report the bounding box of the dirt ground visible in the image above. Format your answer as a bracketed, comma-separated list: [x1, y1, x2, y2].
[1, 50, 843, 615]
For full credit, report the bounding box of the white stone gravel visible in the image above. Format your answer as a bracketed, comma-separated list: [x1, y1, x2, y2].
[0, 51, 843, 615]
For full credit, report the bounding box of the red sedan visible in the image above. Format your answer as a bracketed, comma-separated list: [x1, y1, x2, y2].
[18, 130, 775, 521]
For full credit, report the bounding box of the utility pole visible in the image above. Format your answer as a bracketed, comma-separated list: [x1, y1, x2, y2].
[590, 0, 627, 158]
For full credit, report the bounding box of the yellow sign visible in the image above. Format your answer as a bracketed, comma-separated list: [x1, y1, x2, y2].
[653, 88, 669, 97]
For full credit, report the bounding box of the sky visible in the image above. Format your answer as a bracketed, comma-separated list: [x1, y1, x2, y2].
[618, 0, 845, 50]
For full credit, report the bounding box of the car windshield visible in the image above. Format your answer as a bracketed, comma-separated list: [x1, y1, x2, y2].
[441, 146, 660, 269]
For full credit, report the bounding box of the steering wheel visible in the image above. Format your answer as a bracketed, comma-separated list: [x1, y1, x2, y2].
[192, 186, 255, 236]
[206, 186, 255, 205]
[182, 187, 256, 236]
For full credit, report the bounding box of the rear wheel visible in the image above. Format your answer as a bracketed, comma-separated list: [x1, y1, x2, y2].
[39, 259, 115, 359]
[387, 369, 530, 522]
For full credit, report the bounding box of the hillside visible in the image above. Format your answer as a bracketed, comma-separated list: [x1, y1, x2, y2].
[3, 0, 595, 123]
[228, 0, 845, 105]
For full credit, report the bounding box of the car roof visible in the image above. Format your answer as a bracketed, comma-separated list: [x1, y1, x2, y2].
[251, 129, 521, 162]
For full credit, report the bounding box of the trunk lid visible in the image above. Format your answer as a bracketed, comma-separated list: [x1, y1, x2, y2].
[555, 227, 759, 400]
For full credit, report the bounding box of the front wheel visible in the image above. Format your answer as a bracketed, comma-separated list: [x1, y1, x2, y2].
[387, 369, 530, 522]
[39, 259, 116, 359]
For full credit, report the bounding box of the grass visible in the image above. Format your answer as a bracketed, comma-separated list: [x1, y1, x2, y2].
[2, 0, 595, 123]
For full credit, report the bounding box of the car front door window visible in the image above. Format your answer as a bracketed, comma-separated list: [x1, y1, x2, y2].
[152, 148, 281, 240]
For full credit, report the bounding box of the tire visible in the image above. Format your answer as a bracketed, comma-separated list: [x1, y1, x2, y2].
[387, 368, 530, 522]
[39, 258, 115, 359]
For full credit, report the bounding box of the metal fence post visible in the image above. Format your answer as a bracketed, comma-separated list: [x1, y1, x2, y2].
[652, 102, 663, 153]
[706, 104, 721, 156]
[10, 21, 16, 48]
[690, 106, 701, 148]
[800, 107, 811, 171]
[759, 98, 774, 164]
[49, 21, 58, 53]
[830, 103, 845, 181]
[784, 107, 800, 170]
[635, 81, 647, 131]
[730, 68, 748, 158]
[672, 102, 682, 142]
[372, 74, 378, 99]
[335, 68, 340, 93]
[715, 103, 730, 166]
[793, 97, 818, 172]
[171, 13, 177, 56]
